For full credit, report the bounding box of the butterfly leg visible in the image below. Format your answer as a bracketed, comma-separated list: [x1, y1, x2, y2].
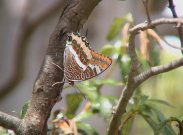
[85, 29, 88, 38]
[52, 78, 65, 87]
[50, 61, 64, 71]
[50, 60, 69, 87]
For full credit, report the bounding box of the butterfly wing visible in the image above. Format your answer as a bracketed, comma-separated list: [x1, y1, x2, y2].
[64, 48, 112, 81]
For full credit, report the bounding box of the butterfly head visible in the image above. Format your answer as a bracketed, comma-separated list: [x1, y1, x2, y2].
[66, 33, 73, 46]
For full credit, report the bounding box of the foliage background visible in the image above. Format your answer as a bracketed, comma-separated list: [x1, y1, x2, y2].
[0, 0, 183, 134]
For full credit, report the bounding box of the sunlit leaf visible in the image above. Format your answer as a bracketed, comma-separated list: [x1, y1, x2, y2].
[66, 93, 83, 118]
[152, 108, 176, 135]
[20, 101, 30, 119]
[121, 117, 134, 135]
[77, 81, 99, 102]
[74, 111, 93, 122]
[91, 102, 100, 113]
[107, 13, 133, 41]
[138, 104, 152, 113]
[140, 112, 158, 132]
[150, 46, 160, 66]
[77, 122, 98, 135]
[106, 96, 118, 104]
[119, 54, 131, 81]
[99, 96, 113, 118]
[92, 79, 123, 86]
[140, 95, 149, 104]
[107, 17, 126, 40]
[112, 41, 125, 60]
[0, 127, 8, 135]
[147, 99, 174, 108]
[100, 44, 114, 56]
[125, 13, 133, 23]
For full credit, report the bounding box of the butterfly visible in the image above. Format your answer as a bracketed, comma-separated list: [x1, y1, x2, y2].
[64, 32, 112, 84]
[52, 32, 112, 86]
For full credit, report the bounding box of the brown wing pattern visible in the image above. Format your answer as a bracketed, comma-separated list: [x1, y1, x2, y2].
[90, 50, 112, 71]
[64, 49, 112, 81]
[71, 39, 89, 66]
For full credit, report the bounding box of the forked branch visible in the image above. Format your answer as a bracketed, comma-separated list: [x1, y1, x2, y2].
[0, 112, 21, 131]
[134, 58, 183, 86]
[107, 17, 183, 135]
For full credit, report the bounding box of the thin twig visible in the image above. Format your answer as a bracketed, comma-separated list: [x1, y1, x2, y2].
[156, 117, 183, 135]
[147, 29, 183, 51]
[168, 0, 178, 18]
[134, 58, 183, 87]
[141, 0, 151, 24]
[168, 0, 183, 54]
[129, 18, 183, 33]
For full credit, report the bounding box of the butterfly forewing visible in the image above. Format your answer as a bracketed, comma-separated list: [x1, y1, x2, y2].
[64, 32, 112, 82]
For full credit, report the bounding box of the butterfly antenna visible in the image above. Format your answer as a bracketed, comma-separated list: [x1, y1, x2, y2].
[50, 61, 67, 86]
[50, 61, 64, 71]
[52, 78, 65, 87]
[52, 81, 64, 87]
[85, 29, 88, 38]
[50, 61, 71, 78]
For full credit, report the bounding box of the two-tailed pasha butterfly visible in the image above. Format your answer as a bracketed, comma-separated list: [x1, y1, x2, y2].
[52, 32, 112, 86]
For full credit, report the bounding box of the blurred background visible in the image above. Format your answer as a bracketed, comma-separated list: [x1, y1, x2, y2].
[1, 0, 183, 134]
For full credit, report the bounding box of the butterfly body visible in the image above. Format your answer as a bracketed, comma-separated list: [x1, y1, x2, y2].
[64, 32, 112, 83]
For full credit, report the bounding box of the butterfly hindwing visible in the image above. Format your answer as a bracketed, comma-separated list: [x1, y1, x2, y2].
[64, 32, 112, 82]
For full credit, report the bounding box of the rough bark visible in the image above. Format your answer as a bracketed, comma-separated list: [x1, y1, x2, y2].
[13, 0, 100, 134]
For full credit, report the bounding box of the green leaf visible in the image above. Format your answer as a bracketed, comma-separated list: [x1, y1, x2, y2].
[99, 96, 113, 118]
[91, 102, 100, 113]
[107, 13, 133, 41]
[152, 108, 176, 135]
[140, 112, 158, 132]
[100, 44, 114, 56]
[140, 95, 149, 104]
[125, 13, 133, 22]
[0, 127, 8, 135]
[106, 96, 118, 104]
[65, 93, 83, 118]
[140, 104, 176, 135]
[107, 17, 126, 40]
[121, 117, 134, 135]
[77, 81, 99, 102]
[138, 104, 152, 113]
[147, 99, 174, 108]
[74, 111, 93, 122]
[77, 122, 98, 135]
[20, 101, 30, 119]
[0, 127, 15, 135]
[93, 79, 123, 86]
[118, 54, 131, 81]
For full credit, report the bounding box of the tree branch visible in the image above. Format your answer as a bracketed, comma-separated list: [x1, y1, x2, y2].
[142, 0, 151, 24]
[134, 58, 183, 86]
[168, 0, 183, 54]
[13, 0, 100, 134]
[129, 18, 183, 33]
[107, 17, 183, 134]
[0, 112, 21, 130]
[107, 33, 139, 135]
